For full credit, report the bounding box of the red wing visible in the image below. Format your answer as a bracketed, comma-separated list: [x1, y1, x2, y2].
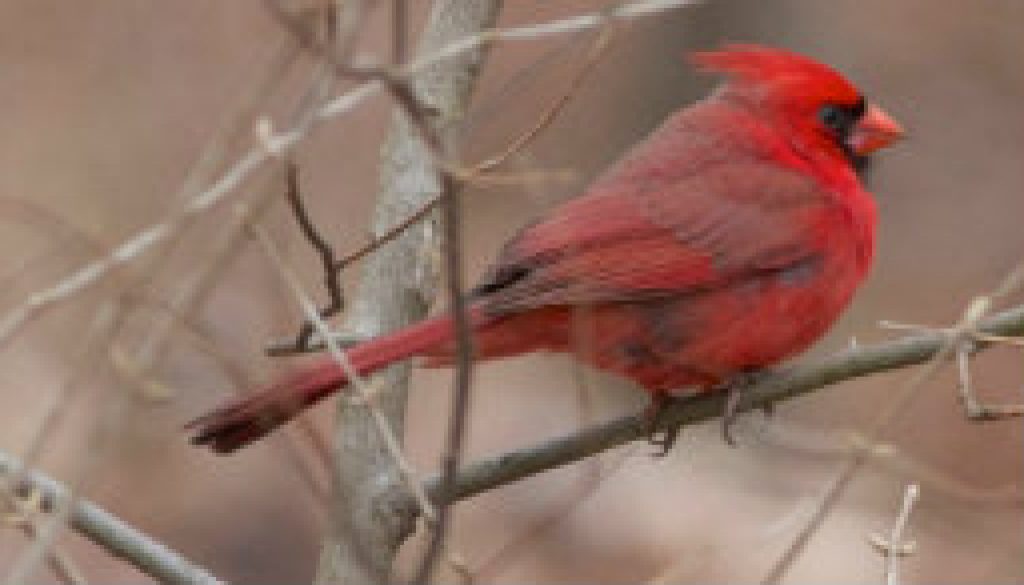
[478, 160, 831, 315]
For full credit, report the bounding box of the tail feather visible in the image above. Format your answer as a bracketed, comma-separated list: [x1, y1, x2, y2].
[186, 362, 344, 453]
[188, 312, 464, 453]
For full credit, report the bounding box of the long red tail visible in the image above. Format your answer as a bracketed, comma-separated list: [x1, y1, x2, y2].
[187, 312, 465, 453]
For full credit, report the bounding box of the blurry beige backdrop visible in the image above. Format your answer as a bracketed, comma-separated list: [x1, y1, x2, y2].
[0, 1, 1021, 583]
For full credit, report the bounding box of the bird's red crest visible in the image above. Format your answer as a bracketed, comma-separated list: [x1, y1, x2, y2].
[689, 44, 860, 106]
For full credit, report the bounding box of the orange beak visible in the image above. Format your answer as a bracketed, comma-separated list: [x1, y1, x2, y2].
[849, 104, 905, 155]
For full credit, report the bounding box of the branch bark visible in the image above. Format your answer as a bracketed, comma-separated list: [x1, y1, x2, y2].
[314, 2, 502, 584]
[416, 302, 1024, 507]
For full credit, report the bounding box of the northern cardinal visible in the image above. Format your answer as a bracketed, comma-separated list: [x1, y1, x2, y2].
[189, 45, 903, 453]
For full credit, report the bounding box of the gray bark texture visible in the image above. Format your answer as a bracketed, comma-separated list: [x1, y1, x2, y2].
[314, 2, 502, 583]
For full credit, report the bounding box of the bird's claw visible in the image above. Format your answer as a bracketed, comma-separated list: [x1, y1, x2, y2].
[645, 396, 683, 457]
[720, 370, 774, 447]
[721, 385, 743, 447]
[645, 371, 774, 454]
[648, 425, 683, 457]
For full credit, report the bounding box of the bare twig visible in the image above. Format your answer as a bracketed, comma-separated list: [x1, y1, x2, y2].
[745, 422, 1024, 506]
[881, 269, 1024, 422]
[114, 290, 330, 505]
[955, 340, 1024, 419]
[413, 173, 473, 583]
[3, 489, 86, 585]
[268, 8, 515, 577]
[5, 301, 129, 585]
[333, 199, 442, 274]
[0, 0, 695, 355]
[247, 222, 438, 522]
[262, 0, 460, 547]
[761, 268, 1024, 585]
[0, 451, 224, 585]
[264, 17, 619, 359]
[122, 32, 304, 378]
[869, 483, 920, 585]
[465, 19, 618, 176]
[1, 36, 307, 581]
[281, 163, 346, 351]
[393, 0, 408, 65]
[265, 3, 493, 581]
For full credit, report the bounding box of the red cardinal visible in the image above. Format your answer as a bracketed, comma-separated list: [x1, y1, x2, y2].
[189, 45, 904, 453]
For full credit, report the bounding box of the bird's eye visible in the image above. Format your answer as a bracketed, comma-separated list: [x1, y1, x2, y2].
[817, 104, 850, 135]
[819, 98, 869, 171]
[817, 97, 866, 139]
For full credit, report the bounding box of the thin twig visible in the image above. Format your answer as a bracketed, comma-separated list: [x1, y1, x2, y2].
[955, 340, 1024, 419]
[869, 483, 919, 585]
[111, 26, 304, 394]
[466, 18, 618, 176]
[339, 198, 441, 272]
[412, 176, 474, 584]
[3, 34, 305, 580]
[393, 0, 407, 65]
[5, 302, 126, 585]
[265, 9, 482, 581]
[247, 222, 438, 523]
[282, 162, 346, 351]
[115, 290, 330, 505]
[265, 19, 618, 359]
[761, 268, 1024, 584]
[745, 422, 1024, 506]
[0, 451, 224, 585]
[3, 490, 87, 585]
[0, 0, 697, 355]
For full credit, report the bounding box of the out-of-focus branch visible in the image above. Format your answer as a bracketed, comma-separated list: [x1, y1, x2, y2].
[760, 264, 1024, 585]
[264, 21, 617, 360]
[0, 0, 696, 357]
[872, 483, 920, 585]
[413, 301, 1024, 507]
[0, 452, 223, 585]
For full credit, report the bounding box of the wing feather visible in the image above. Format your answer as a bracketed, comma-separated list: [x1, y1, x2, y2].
[478, 160, 832, 315]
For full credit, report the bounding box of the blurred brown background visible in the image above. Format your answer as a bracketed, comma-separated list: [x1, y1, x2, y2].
[0, 1, 1021, 583]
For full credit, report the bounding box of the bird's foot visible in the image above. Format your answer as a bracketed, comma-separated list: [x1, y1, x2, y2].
[720, 370, 774, 447]
[644, 395, 683, 457]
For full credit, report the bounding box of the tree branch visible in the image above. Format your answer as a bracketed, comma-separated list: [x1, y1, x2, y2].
[0, 451, 223, 585]
[418, 302, 1024, 507]
[313, 2, 501, 584]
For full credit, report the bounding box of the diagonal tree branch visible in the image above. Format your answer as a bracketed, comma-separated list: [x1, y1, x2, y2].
[417, 301, 1024, 507]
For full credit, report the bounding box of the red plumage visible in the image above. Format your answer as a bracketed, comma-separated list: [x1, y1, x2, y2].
[188, 45, 903, 453]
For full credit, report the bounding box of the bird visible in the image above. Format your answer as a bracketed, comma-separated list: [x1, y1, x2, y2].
[188, 44, 904, 454]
